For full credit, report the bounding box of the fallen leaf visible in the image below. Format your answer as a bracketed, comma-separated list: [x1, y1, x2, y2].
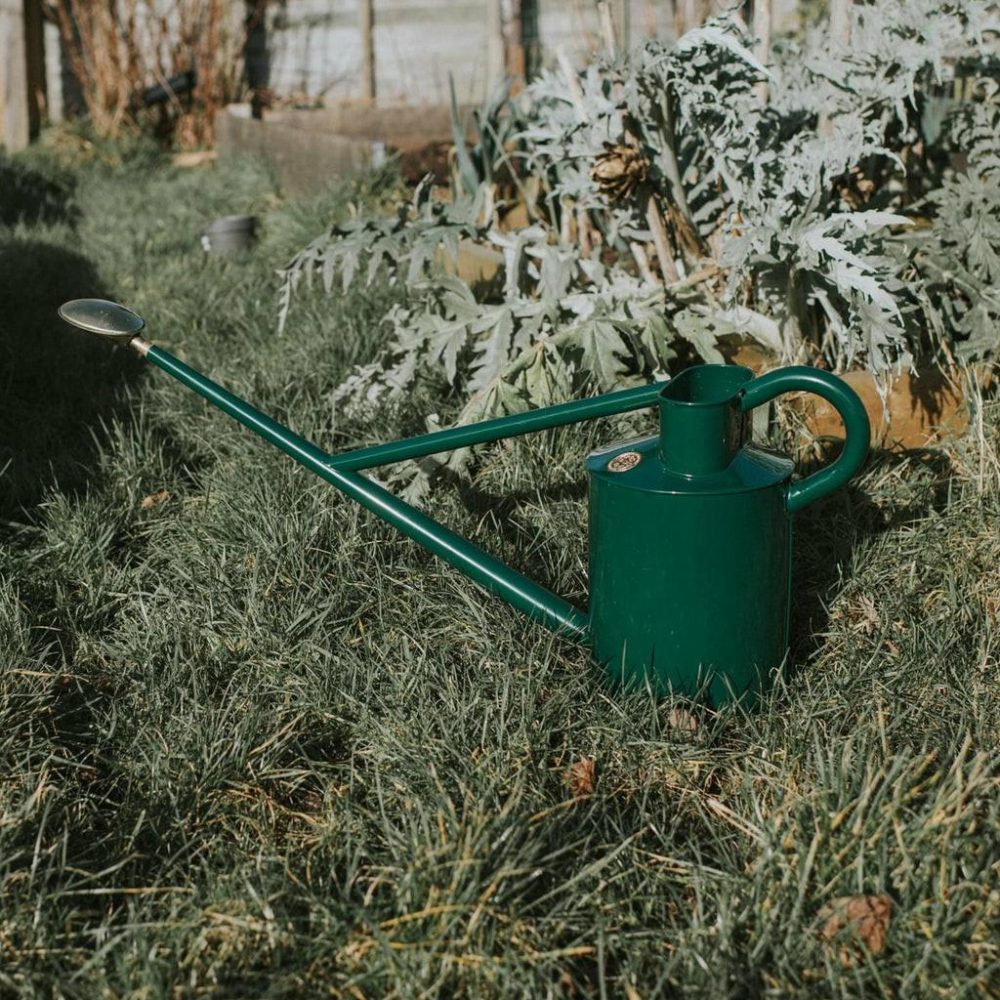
[818, 894, 893, 965]
[667, 707, 699, 734]
[140, 489, 170, 510]
[563, 757, 596, 799]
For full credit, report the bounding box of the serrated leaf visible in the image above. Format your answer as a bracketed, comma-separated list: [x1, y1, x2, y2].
[428, 314, 471, 383]
[675, 24, 771, 79]
[574, 317, 630, 388]
[674, 310, 728, 364]
[468, 307, 514, 393]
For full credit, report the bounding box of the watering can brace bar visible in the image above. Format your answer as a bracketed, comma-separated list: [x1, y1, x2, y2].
[58, 299, 871, 707]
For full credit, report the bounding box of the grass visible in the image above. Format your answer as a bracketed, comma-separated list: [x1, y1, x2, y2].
[1, 136, 999, 998]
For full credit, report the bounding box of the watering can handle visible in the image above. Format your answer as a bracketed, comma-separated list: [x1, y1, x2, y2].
[739, 366, 871, 514]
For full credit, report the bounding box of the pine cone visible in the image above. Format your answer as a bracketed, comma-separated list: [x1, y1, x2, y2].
[592, 142, 649, 203]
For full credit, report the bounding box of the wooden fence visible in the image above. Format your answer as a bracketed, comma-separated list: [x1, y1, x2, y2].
[1, 0, 834, 152]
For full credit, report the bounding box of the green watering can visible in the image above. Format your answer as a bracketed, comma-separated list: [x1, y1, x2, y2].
[59, 299, 871, 706]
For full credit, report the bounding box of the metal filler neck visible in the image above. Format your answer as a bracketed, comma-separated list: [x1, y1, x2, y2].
[657, 365, 754, 477]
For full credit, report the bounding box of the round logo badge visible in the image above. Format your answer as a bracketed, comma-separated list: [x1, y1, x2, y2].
[607, 451, 641, 473]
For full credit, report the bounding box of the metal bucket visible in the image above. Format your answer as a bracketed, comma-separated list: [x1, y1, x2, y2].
[201, 214, 258, 253]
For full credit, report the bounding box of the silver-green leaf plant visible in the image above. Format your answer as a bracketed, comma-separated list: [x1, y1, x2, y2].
[280, 0, 1000, 491]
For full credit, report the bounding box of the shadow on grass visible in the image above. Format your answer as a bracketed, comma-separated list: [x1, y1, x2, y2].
[0, 238, 143, 522]
[440, 476, 588, 598]
[0, 154, 80, 228]
[789, 445, 956, 666]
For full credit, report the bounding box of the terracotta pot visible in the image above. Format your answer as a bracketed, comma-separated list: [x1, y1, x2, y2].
[718, 335, 981, 450]
[793, 367, 970, 450]
[201, 214, 258, 253]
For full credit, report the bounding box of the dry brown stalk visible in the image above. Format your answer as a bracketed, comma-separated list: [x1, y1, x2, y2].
[630, 242, 661, 286]
[664, 196, 703, 261]
[576, 206, 593, 256]
[646, 194, 680, 283]
[53, 0, 264, 146]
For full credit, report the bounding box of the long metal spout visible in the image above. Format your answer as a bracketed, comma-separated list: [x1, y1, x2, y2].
[145, 346, 592, 639]
[58, 300, 676, 641]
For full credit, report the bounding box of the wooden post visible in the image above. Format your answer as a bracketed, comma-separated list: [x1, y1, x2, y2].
[245, 0, 270, 119]
[359, 0, 375, 104]
[643, 0, 657, 38]
[830, 0, 852, 46]
[488, 0, 504, 90]
[597, 1, 618, 55]
[23, 0, 46, 138]
[500, 0, 526, 81]
[752, 0, 771, 57]
[819, 0, 852, 133]
[676, 0, 702, 37]
[500, 0, 539, 83]
[0, 0, 29, 149]
[751, 0, 771, 102]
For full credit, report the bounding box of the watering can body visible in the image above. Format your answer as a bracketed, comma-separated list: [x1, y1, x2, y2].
[587, 368, 793, 705]
[588, 364, 868, 705]
[57, 299, 872, 708]
[590, 475, 792, 705]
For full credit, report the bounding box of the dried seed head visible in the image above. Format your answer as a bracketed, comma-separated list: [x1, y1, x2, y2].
[592, 142, 649, 203]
